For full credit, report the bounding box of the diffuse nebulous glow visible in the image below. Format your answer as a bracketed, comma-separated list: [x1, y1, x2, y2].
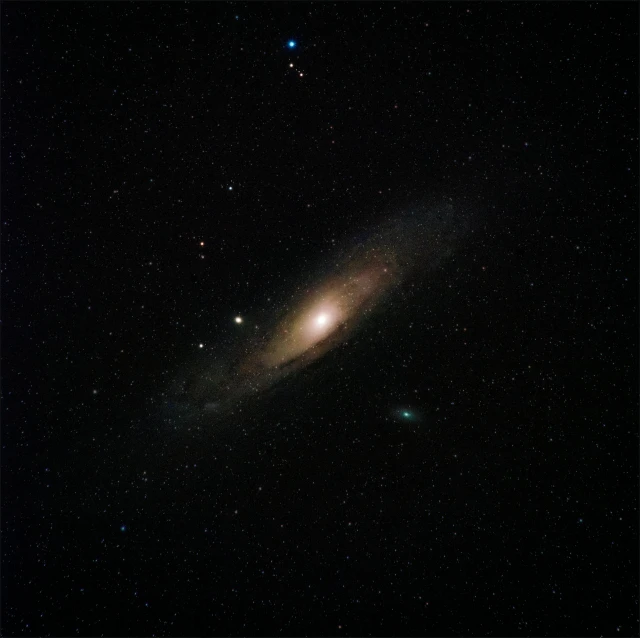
[191, 204, 467, 413]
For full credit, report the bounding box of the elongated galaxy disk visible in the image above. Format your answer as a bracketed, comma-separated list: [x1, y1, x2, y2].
[260, 250, 397, 368]
[179, 202, 470, 414]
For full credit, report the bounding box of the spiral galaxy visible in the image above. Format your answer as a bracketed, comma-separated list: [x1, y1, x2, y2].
[173, 203, 469, 417]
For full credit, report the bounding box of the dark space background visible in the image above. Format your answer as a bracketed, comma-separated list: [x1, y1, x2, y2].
[2, 2, 638, 636]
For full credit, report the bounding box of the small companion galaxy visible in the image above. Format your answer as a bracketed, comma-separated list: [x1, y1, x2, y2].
[2, 3, 637, 637]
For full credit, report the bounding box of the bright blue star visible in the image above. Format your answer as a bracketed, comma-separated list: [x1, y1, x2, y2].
[288, 40, 296, 48]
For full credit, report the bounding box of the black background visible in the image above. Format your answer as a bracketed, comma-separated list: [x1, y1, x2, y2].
[2, 2, 638, 636]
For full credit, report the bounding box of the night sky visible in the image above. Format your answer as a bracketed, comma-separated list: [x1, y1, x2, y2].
[2, 2, 638, 637]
